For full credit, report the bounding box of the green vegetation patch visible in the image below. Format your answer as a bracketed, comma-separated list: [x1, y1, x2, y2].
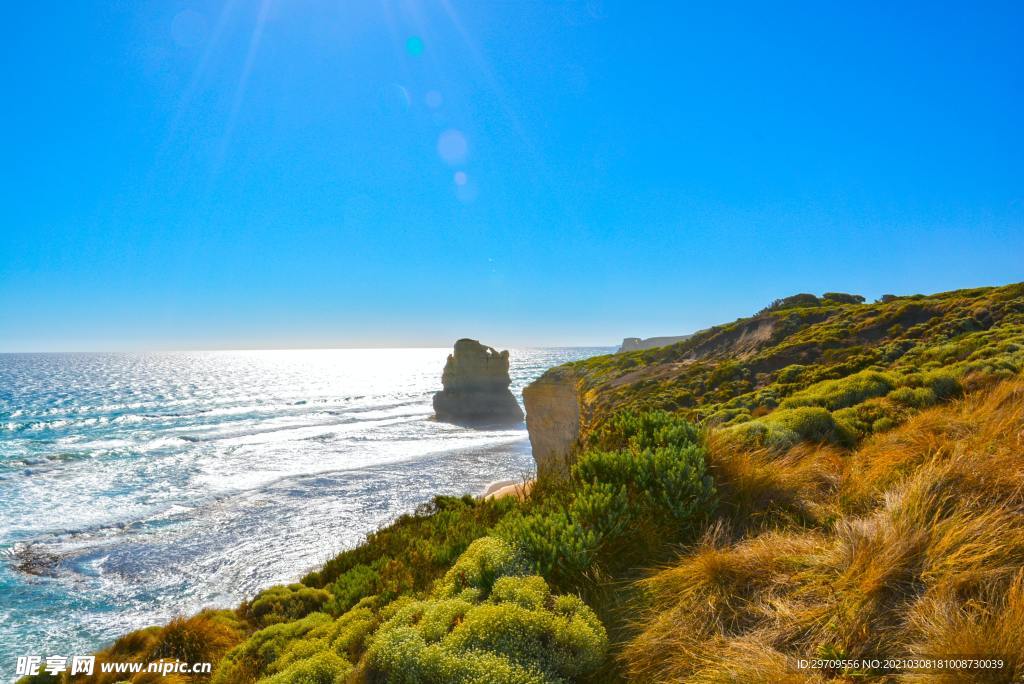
[497, 411, 715, 587]
[364, 559, 607, 683]
[303, 494, 517, 613]
[556, 283, 1024, 450]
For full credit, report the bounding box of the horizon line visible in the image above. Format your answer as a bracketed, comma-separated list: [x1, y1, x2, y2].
[0, 343, 623, 355]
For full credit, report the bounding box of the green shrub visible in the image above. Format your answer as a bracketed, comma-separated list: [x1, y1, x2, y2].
[434, 536, 527, 599]
[305, 495, 517, 610]
[259, 650, 351, 684]
[776, 364, 809, 384]
[489, 575, 549, 610]
[923, 370, 962, 400]
[823, 292, 866, 305]
[832, 398, 904, 439]
[247, 584, 332, 627]
[499, 413, 715, 585]
[213, 599, 383, 684]
[719, 419, 801, 451]
[765, 406, 852, 445]
[327, 598, 379, 658]
[872, 416, 897, 432]
[780, 370, 895, 411]
[888, 386, 937, 409]
[496, 510, 599, 582]
[325, 564, 378, 615]
[762, 293, 822, 312]
[364, 572, 607, 683]
[587, 409, 700, 452]
[212, 613, 333, 684]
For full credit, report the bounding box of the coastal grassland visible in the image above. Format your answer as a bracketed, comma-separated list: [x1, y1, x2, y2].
[623, 379, 1024, 682]
[20, 283, 1024, 683]
[564, 283, 1024, 447]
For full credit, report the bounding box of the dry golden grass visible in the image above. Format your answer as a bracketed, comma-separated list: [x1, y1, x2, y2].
[623, 377, 1024, 683]
[842, 379, 1024, 512]
[706, 437, 843, 529]
[72, 611, 244, 684]
[148, 612, 243, 668]
[128, 672, 189, 684]
[903, 572, 1024, 683]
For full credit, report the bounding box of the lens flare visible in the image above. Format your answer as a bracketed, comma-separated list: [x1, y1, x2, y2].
[437, 129, 468, 165]
[425, 90, 443, 109]
[405, 36, 425, 56]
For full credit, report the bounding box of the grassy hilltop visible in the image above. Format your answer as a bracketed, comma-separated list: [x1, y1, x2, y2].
[22, 283, 1024, 683]
[561, 283, 1024, 447]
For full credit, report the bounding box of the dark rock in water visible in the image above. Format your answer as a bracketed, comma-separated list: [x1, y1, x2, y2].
[433, 339, 524, 425]
[11, 542, 66, 577]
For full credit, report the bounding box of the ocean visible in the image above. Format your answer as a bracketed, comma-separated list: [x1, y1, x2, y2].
[0, 347, 609, 668]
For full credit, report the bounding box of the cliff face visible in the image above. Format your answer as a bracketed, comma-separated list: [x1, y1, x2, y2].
[618, 335, 691, 352]
[525, 283, 1024, 477]
[522, 367, 582, 478]
[433, 339, 524, 425]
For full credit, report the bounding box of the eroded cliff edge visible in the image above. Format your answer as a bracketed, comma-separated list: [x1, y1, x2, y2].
[522, 366, 583, 478]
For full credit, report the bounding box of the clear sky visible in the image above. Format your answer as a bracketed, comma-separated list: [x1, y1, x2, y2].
[2, 1, 1022, 351]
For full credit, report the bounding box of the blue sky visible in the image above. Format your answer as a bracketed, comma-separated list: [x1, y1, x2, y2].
[2, 1, 1022, 351]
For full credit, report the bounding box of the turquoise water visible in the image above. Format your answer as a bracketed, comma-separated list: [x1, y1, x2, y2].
[0, 348, 608, 673]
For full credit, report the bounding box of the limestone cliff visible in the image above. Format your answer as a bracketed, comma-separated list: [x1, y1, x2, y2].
[433, 339, 524, 425]
[522, 366, 583, 478]
[618, 335, 691, 352]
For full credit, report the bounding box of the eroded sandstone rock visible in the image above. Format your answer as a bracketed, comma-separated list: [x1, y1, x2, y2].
[433, 339, 524, 425]
[522, 366, 582, 478]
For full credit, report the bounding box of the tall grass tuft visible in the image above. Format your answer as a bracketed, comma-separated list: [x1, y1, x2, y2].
[623, 377, 1024, 683]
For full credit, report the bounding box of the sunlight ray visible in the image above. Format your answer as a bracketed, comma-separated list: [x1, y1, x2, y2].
[216, 0, 274, 169]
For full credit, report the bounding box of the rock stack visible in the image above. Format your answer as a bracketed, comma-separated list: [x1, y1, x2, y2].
[433, 339, 525, 425]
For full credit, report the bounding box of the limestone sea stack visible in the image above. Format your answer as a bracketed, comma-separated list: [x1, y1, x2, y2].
[433, 339, 525, 425]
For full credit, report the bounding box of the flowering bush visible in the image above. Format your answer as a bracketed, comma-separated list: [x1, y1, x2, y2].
[364, 560, 607, 683]
[433, 536, 527, 599]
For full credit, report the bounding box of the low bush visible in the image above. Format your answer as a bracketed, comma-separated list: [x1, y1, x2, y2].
[259, 651, 351, 684]
[833, 398, 902, 439]
[765, 406, 852, 445]
[211, 613, 335, 684]
[246, 584, 332, 628]
[324, 564, 378, 615]
[433, 536, 527, 599]
[722, 406, 853, 451]
[780, 370, 895, 411]
[888, 386, 936, 409]
[761, 293, 822, 312]
[822, 292, 866, 305]
[304, 494, 517, 611]
[499, 412, 715, 587]
[586, 409, 701, 452]
[364, 565, 607, 683]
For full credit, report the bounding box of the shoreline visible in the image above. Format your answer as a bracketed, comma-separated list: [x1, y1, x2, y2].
[481, 478, 534, 500]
